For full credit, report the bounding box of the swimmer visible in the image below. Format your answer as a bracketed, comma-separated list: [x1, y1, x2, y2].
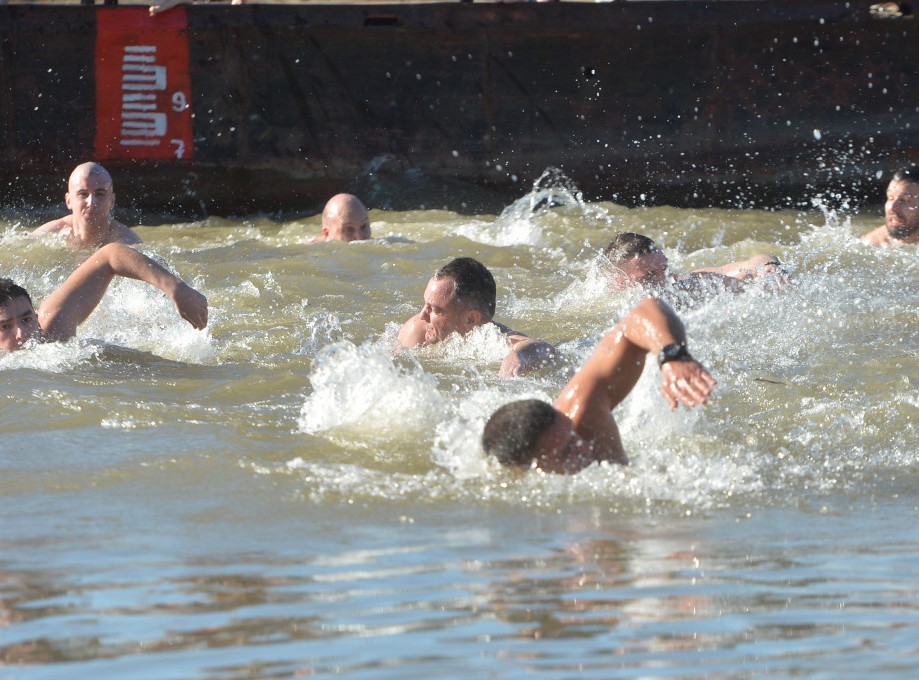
[0, 243, 207, 352]
[33, 162, 141, 250]
[398, 257, 556, 377]
[307, 194, 372, 244]
[602, 232, 785, 295]
[482, 297, 715, 473]
[861, 166, 919, 247]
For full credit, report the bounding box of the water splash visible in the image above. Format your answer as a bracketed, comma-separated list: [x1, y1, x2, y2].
[484, 167, 617, 247]
[298, 340, 443, 439]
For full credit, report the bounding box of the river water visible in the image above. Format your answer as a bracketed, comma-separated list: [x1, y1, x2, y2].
[1, 173, 917, 678]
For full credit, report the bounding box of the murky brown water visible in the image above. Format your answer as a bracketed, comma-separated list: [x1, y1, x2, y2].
[1, 176, 917, 678]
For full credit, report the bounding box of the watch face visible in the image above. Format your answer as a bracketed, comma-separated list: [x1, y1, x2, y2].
[659, 343, 689, 365]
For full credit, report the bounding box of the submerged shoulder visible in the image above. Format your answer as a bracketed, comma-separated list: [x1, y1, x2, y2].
[115, 224, 142, 245]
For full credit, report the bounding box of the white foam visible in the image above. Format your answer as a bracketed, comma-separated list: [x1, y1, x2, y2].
[298, 340, 443, 438]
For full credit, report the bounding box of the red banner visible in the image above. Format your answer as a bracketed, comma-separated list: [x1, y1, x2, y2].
[94, 7, 193, 161]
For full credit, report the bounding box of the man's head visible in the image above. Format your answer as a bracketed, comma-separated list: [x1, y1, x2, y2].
[419, 257, 497, 344]
[0, 279, 40, 351]
[602, 233, 669, 291]
[482, 399, 591, 473]
[884, 167, 919, 240]
[321, 194, 371, 242]
[66, 162, 115, 225]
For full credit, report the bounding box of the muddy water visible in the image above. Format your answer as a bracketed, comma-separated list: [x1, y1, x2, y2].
[1, 177, 917, 678]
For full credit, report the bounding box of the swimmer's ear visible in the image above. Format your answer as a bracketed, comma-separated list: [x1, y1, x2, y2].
[462, 308, 483, 332]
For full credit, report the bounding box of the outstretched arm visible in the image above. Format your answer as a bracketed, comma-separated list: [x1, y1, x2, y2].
[692, 253, 783, 281]
[38, 243, 207, 342]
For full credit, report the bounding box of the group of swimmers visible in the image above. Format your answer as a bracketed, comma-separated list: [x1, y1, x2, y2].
[4, 161, 918, 474]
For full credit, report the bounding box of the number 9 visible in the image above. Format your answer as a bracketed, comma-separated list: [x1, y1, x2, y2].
[172, 92, 188, 112]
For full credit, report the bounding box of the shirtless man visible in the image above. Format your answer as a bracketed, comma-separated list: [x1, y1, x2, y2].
[34, 162, 141, 249]
[602, 232, 784, 293]
[0, 243, 207, 352]
[307, 194, 372, 243]
[398, 257, 556, 377]
[482, 297, 715, 473]
[860, 167, 919, 247]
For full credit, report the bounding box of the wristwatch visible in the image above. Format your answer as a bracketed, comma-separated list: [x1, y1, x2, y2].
[657, 342, 692, 366]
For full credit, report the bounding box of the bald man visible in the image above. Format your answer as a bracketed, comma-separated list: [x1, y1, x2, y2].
[34, 162, 141, 249]
[307, 194, 372, 243]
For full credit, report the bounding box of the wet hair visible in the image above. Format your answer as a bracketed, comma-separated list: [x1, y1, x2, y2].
[602, 232, 660, 267]
[891, 166, 919, 184]
[434, 257, 496, 321]
[482, 399, 558, 468]
[0, 278, 32, 309]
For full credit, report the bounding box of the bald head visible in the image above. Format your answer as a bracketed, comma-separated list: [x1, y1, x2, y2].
[321, 194, 371, 242]
[69, 162, 113, 192]
[65, 162, 116, 226]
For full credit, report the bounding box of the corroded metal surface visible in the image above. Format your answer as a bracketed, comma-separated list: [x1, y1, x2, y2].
[1, 1, 916, 216]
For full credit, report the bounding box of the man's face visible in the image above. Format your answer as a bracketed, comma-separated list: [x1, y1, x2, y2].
[885, 179, 919, 239]
[616, 248, 670, 290]
[323, 214, 371, 242]
[418, 276, 481, 345]
[0, 297, 41, 351]
[65, 171, 115, 225]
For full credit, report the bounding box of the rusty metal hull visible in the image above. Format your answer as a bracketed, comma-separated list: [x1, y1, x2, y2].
[1, 1, 917, 216]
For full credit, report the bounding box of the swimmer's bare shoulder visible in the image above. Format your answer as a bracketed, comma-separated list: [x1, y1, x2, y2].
[860, 225, 893, 247]
[397, 313, 428, 348]
[33, 215, 73, 235]
[114, 223, 143, 245]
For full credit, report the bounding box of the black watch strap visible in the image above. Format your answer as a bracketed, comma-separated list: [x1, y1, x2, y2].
[657, 342, 692, 366]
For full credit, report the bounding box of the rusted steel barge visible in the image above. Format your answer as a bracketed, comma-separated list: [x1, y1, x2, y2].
[1, 1, 917, 216]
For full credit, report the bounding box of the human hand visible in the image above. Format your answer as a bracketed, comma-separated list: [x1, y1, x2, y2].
[660, 359, 716, 410]
[498, 351, 525, 377]
[172, 282, 209, 330]
[759, 260, 791, 290]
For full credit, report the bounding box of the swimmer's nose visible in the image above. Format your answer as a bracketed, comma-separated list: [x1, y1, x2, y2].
[14, 322, 30, 345]
[420, 306, 431, 322]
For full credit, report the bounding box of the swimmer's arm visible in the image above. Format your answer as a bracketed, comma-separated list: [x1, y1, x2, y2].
[676, 271, 745, 293]
[397, 313, 427, 348]
[595, 297, 715, 410]
[38, 243, 207, 341]
[499, 334, 557, 377]
[693, 253, 783, 281]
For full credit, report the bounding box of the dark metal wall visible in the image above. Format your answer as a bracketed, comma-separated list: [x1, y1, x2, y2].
[1, 1, 916, 216]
